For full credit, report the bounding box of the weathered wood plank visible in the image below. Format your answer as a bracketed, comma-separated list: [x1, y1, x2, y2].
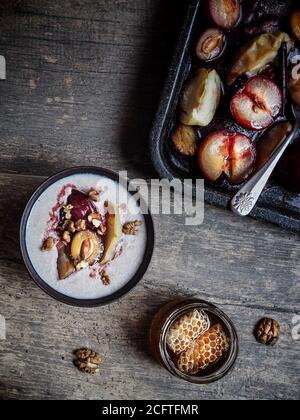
[0, 0, 184, 177]
[0, 173, 299, 400]
[0, 0, 299, 400]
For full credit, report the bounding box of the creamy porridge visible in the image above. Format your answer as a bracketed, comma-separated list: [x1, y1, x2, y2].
[25, 173, 147, 300]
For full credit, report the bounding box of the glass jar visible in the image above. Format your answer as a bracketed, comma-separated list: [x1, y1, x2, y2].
[149, 299, 239, 384]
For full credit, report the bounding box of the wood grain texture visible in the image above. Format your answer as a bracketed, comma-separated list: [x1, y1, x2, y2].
[0, 0, 299, 400]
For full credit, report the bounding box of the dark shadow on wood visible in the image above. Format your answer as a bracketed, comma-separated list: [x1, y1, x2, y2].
[0, 175, 42, 264]
[117, 0, 186, 178]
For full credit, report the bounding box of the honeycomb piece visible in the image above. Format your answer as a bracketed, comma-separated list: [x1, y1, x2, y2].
[166, 309, 210, 355]
[177, 323, 230, 375]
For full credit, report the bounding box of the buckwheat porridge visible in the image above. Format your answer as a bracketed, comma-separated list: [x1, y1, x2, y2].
[25, 173, 147, 300]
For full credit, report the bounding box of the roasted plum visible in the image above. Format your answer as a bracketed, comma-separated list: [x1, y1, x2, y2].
[57, 243, 75, 280]
[290, 10, 300, 42]
[208, 0, 241, 30]
[244, 15, 281, 37]
[230, 76, 282, 130]
[255, 122, 292, 171]
[180, 68, 221, 127]
[276, 142, 300, 193]
[71, 230, 103, 265]
[196, 28, 226, 62]
[197, 130, 256, 185]
[67, 189, 97, 222]
[289, 66, 300, 107]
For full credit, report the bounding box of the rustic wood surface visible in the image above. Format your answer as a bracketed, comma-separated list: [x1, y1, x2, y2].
[0, 0, 299, 400]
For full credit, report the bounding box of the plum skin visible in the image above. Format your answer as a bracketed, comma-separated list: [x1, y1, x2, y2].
[230, 76, 282, 131]
[197, 130, 256, 185]
[67, 189, 97, 222]
[208, 0, 241, 30]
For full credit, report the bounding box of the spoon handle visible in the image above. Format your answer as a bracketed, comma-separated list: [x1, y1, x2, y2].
[231, 126, 297, 217]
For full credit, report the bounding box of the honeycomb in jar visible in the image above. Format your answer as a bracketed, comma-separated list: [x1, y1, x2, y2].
[177, 323, 230, 375]
[166, 309, 210, 355]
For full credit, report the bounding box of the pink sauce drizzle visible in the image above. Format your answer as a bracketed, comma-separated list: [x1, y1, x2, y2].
[44, 183, 77, 239]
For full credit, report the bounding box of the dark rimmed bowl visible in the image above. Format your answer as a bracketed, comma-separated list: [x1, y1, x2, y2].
[20, 167, 155, 307]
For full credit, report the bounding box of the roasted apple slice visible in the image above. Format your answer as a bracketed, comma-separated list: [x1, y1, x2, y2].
[231, 76, 282, 130]
[244, 16, 281, 37]
[101, 202, 122, 265]
[196, 28, 226, 62]
[208, 0, 241, 29]
[180, 68, 221, 127]
[227, 32, 293, 86]
[57, 244, 75, 280]
[197, 130, 256, 184]
[71, 230, 103, 265]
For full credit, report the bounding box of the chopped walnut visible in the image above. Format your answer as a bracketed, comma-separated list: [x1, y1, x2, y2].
[62, 220, 76, 234]
[75, 219, 86, 231]
[41, 237, 55, 252]
[65, 211, 72, 220]
[62, 231, 71, 243]
[76, 260, 89, 272]
[88, 212, 101, 222]
[88, 190, 100, 202]
[74, 349, 101, 374]
[97, 225, 107, 236]
[122, 220, 142, 235]
[92, 219, 101, 228]
[63, 204, 73, 212]
[101, 271, 111, 286]
[62, 204, 73, 220]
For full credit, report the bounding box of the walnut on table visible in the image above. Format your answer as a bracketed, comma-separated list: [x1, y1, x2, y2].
[74, 348, 101, 374]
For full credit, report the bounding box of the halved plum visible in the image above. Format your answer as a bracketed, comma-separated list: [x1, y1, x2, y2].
[197, 130, 256, 185]
[67, 189, 97, 222]
[276, 142, 300, 193]
[231, 76, 282, 130]
[208, 0, 241, 29]
[70, 230, 103, 265]
[196, 28, 226, 62]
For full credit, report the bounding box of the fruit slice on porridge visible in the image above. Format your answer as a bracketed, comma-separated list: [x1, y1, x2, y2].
[42, 187, 142, 284]
[101, 202, 122, 265]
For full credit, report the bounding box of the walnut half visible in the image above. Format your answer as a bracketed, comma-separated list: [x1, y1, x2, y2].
[122, 220, 142, 235]
[74, 348, 101, 374]
[41, 237, 55, 252]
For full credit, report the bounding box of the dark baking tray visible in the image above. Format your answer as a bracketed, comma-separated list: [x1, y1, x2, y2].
[150, 0, 300, 232]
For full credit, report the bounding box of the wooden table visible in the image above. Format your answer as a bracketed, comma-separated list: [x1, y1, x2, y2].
[0, 0, 299, 400]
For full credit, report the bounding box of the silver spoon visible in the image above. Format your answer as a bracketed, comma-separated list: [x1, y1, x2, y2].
[231, 104, 300, 217]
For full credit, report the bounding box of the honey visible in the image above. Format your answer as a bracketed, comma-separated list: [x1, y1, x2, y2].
[150, 299, 238, 384]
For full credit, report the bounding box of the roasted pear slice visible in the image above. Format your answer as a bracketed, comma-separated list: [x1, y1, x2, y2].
[71, 230, 103, 265]
[180, 68, 221, 127]
[227, 32, 293, 86]
[101, 202, 122, 265]
[57, 244, 75, 280]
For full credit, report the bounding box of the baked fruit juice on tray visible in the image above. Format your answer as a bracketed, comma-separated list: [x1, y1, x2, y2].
[150, 0, 300, 232]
